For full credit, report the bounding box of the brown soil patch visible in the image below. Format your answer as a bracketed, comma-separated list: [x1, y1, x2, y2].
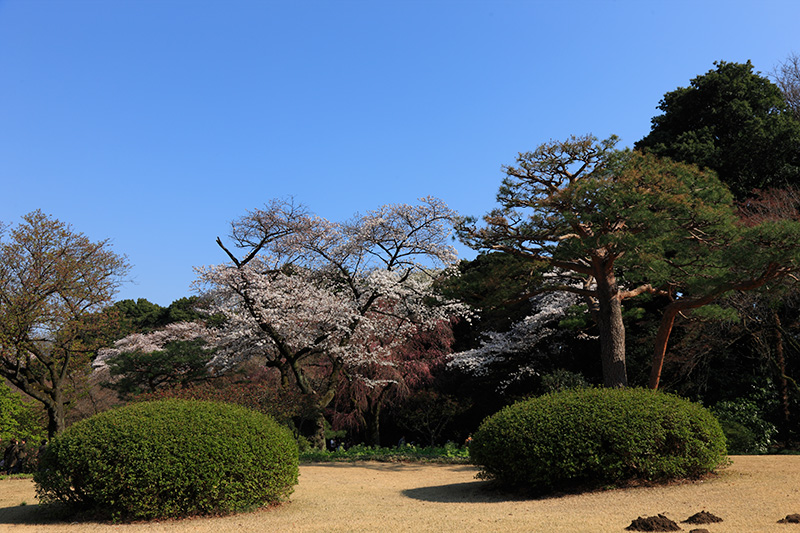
[1, 456, 800, 532]
[625, 513, 680, 531]
[683, 510, 723, 524]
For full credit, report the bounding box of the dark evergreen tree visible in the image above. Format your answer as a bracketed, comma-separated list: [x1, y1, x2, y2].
[636, 60, 800, 198]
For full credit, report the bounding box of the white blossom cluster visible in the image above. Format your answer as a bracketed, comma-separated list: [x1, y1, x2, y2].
[197, 257, 465, 378]
[448, 289, 580, 377]
[94, 320, 213, 371]
[101, 198, 467, 392]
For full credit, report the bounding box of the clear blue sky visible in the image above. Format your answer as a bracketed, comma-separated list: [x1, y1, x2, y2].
[1, 0, 797, 306]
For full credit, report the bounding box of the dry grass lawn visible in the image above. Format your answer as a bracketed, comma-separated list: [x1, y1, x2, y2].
[1, 456, 800, 532]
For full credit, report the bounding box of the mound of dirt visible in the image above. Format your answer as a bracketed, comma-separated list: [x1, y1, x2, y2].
[625, 514, 681, 531]
[779, 514, 800, 523]
[683, 511, 723, 524]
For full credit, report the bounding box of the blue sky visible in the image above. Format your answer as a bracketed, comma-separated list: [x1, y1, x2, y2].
[1, 0, 798, 306]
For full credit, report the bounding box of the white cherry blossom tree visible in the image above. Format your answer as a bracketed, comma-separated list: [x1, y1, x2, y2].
[178, 197, 465, 448]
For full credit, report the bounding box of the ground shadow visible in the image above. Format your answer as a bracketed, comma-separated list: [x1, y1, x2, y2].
[0, 502, 72, 526]
[402, 475, 669, 504]
[402, 479, 533, 503]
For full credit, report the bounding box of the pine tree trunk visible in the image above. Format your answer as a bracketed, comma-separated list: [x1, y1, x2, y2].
[595, 270, 628, 388]
[650, 268, 780, 389]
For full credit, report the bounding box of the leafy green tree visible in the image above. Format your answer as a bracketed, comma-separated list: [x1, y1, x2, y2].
[98, 297, 224, 401]
[635, 60, 800, 198]
[458, 135, 737, 387]
[103, 339, 217, 398]
[661, 292, 795, 430]
[110, 296, 212, 335]
[648, 185, 800, 389]
[654, 190, 800, 440]
[111, 299, 166, 332]
[0, 211, 129, 437]
[647, 233, 800, 389]
[0, 380, 44, 443]
[440, 252, 543, 338]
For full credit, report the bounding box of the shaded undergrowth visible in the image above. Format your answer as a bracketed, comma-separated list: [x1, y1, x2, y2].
[300, 443, 471, 464]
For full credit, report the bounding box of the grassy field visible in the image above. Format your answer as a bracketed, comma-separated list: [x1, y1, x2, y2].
[1, 456, 799, 532]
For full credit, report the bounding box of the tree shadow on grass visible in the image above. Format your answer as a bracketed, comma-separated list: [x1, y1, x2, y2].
[0, 502, 74, 526]
[402, 474, 640, 504]
[402, 479, 533, 503]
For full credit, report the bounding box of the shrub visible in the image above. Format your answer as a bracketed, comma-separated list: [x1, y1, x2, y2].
[539, 369, 588, 393]
[712, 398, 777, 454]
[718, 419, 759, 455]
[300, 442, 470, 463]
[34, 399, 298, 520]
[0, 380, 45, 443]
[470, 388, 727, 491]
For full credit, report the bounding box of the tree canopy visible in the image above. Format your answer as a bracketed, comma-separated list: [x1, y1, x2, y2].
[458, 135, 759, 387]
[0, 211, 129, 437]
[635, 60, 800, 198]
[0, 380, 44, 443]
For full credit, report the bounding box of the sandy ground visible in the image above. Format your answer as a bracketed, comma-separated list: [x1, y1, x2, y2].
[1, 456, 800, 532]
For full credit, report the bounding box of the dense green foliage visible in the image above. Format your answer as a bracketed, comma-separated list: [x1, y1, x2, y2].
[470, 388, 727, 491]
[34, 399, 298, 520]
[635, 60, 800, 198]
[0, 381, 44, 443]
[104, 339, 217, 397]
[713, 397, 777, 454]
[110, 297, 216, 334]
[439, 252, 545, 332]
[457, 135, 747, 388]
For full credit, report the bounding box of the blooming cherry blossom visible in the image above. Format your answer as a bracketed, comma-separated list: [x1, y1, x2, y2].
[107, 197, 466, 449]
[448, 282, 580, 392]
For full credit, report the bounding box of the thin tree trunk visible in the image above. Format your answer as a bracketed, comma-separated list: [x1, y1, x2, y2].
[302, 358, 345, 450]
[1, 366, 68, 439]
[649, 306, 679, 390]
[650, 268, 781, 390]
[773, 309, 790, 423]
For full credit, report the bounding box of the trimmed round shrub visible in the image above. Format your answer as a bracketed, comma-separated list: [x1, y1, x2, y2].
[34, 399, 299, 520]
[470, 388, 727, 491]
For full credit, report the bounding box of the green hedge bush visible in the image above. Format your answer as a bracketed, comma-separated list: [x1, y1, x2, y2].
[470, 388, 727, 491]
[34, 399, 298, 520]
